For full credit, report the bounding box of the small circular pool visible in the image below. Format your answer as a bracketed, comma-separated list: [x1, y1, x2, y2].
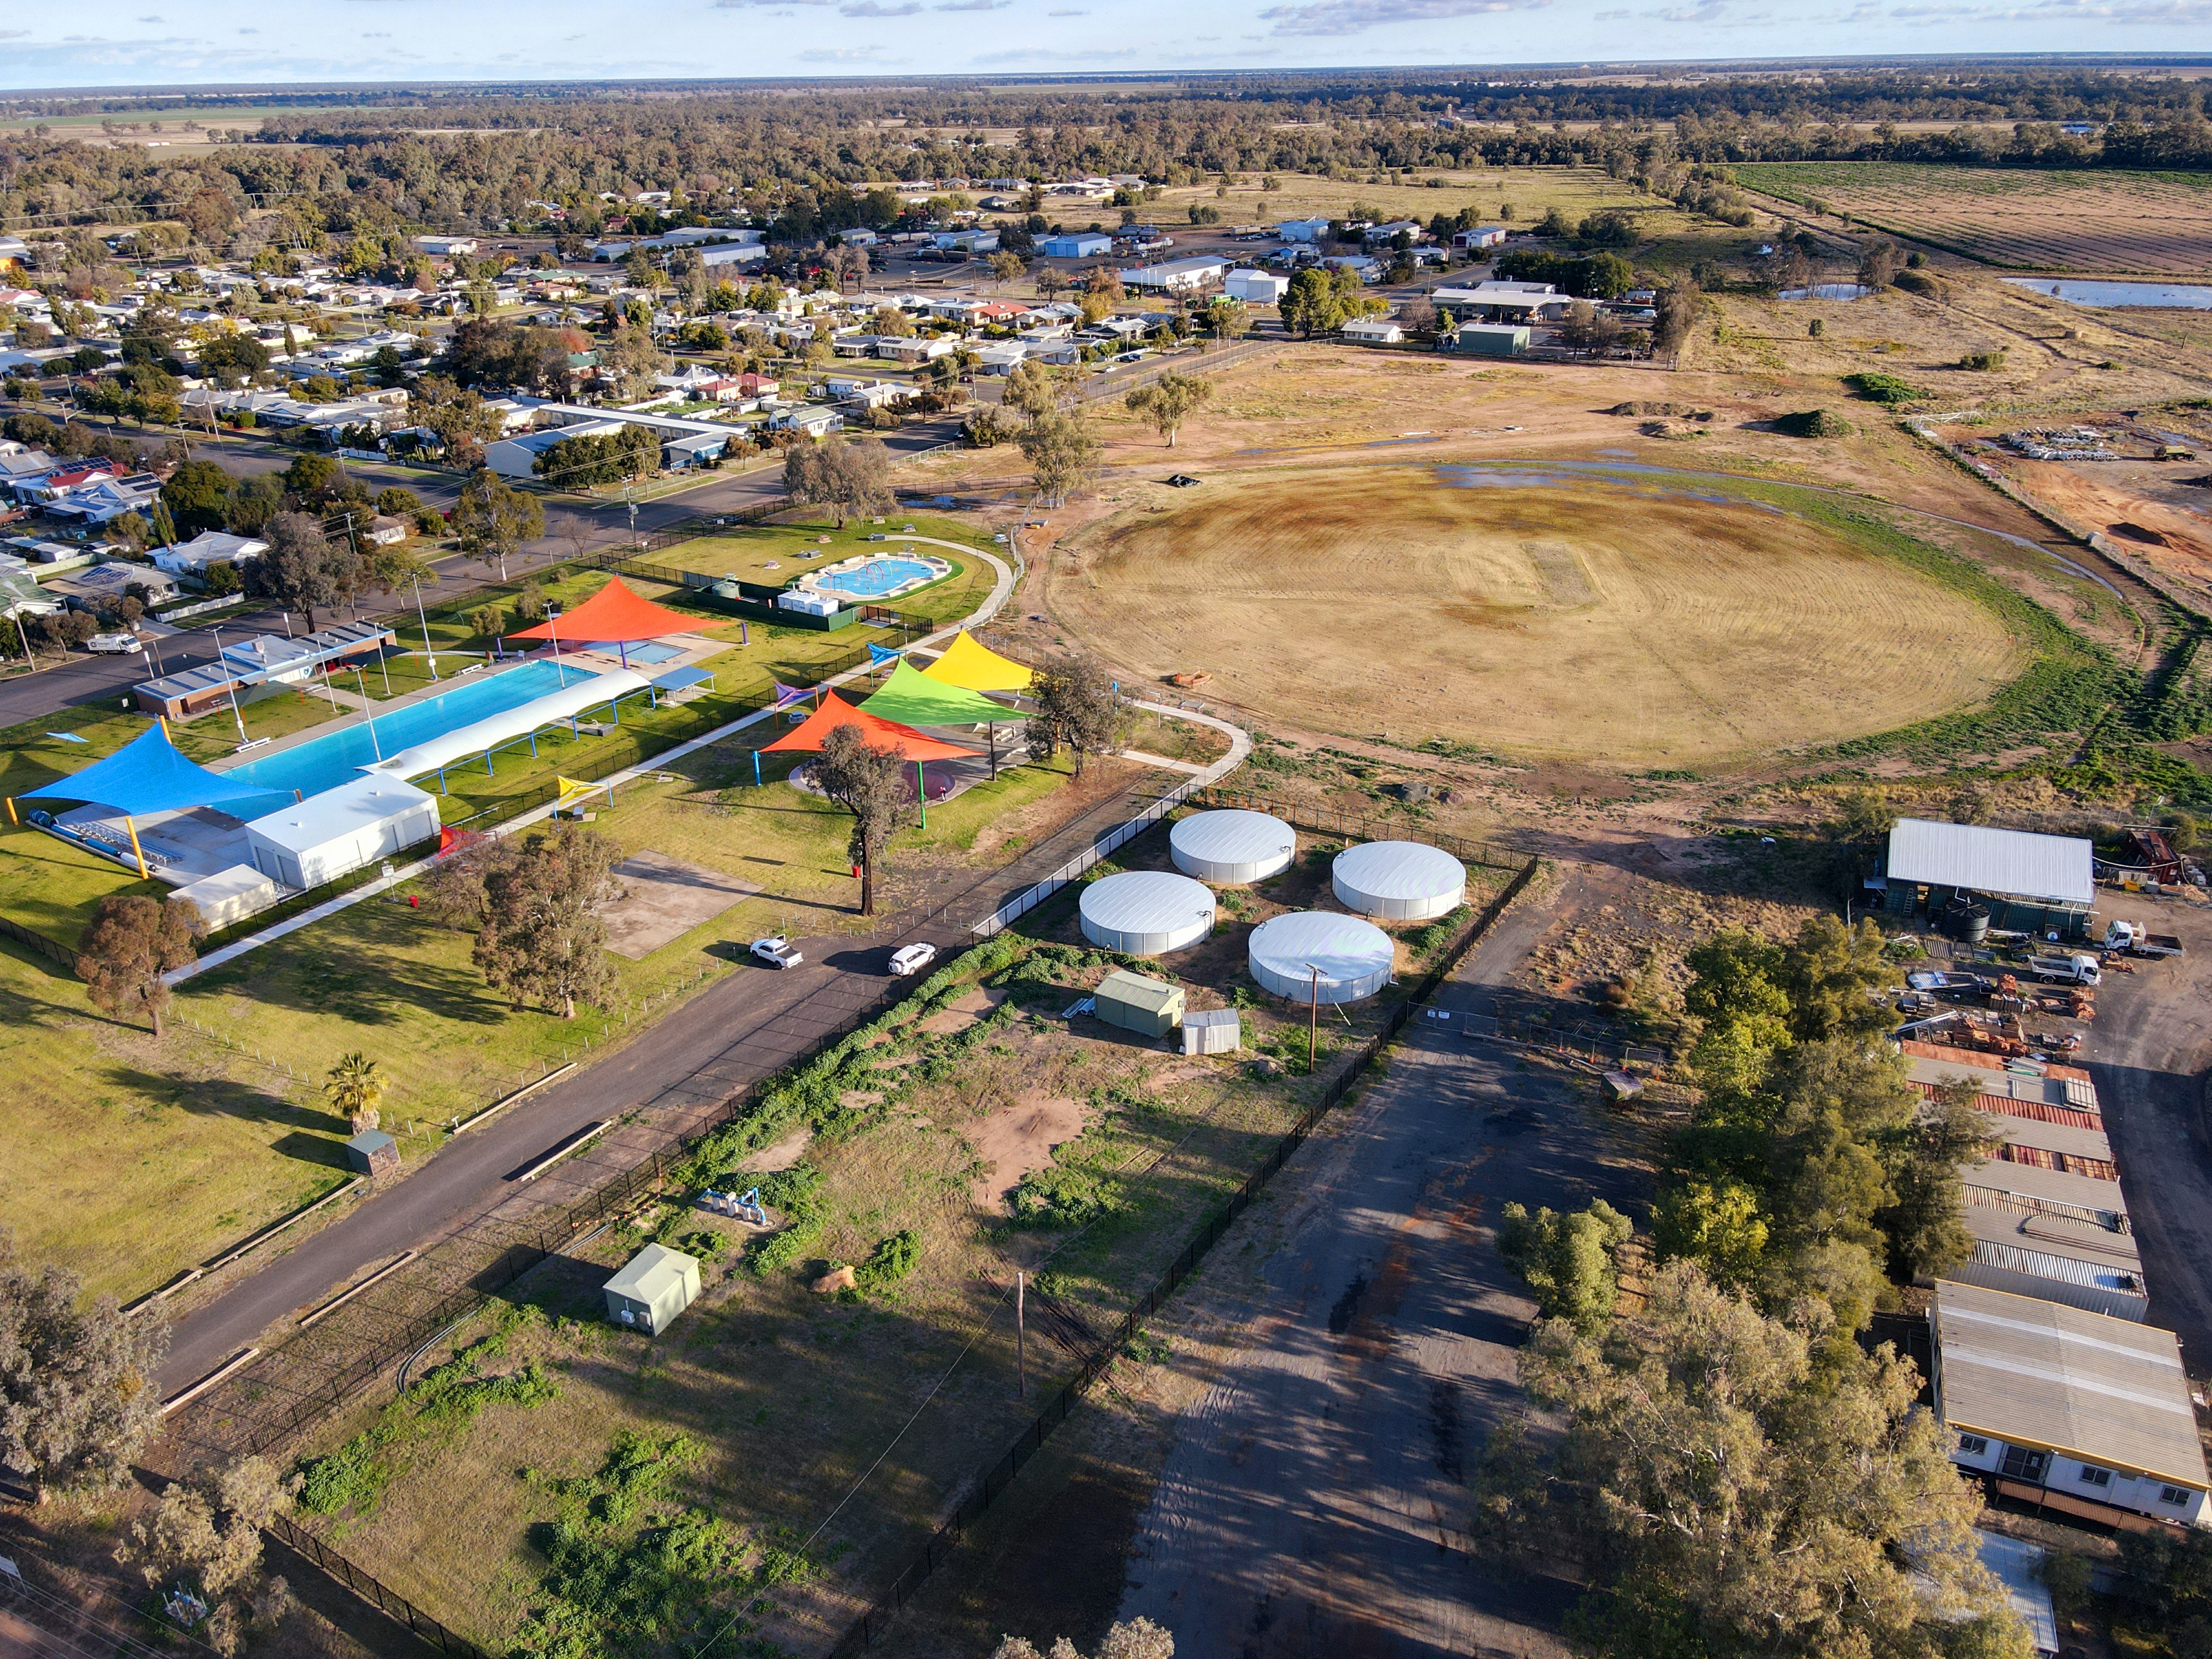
[795, 552, 952, 603]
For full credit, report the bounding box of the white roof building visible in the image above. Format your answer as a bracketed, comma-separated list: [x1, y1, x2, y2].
[1887, 819, 2095, 909]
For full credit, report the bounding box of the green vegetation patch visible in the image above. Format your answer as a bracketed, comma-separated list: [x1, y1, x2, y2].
[1844, 372, 1923, 405]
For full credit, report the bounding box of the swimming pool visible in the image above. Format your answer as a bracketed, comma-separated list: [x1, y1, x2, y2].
[795, 552, 952, 603]
[222, 661, 599, 801]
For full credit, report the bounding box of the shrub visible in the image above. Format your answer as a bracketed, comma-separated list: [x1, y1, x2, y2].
[851, 1229, 920, 1294]
[1958, 349, 2006, 372]
[1009, 1163, 1118, 1227]
[1845, 372, 1923, 405]
[1774, 409, 1855, 438]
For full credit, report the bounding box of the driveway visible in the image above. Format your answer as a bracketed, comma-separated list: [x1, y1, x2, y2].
[1115, 872, 1626, 1659]
[2079, 893, 2212, 1360]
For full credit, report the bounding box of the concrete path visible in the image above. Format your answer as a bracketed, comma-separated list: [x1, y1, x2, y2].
[1115, 872, 1624, 1659]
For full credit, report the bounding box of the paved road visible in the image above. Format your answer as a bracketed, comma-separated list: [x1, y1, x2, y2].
[2081, 894, 2212, 1362]
[1115, 873, 1610, 1659]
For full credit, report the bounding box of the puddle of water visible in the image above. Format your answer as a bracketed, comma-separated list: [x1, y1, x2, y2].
[1595, 448, 1637, 458]
[1779, 283, 1876, 301]
[2004, 277, 2212, 310]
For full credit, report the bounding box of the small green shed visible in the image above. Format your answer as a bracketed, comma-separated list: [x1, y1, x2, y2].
[1094, 969, 1186, 1039]
[604, 1243, 701, 1335]
[345, 1128, 399, 1178]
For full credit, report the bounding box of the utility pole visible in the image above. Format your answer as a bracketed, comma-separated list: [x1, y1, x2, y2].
[1015, 1270, 1026, 1400]
[1307, 963, 1321, 1072]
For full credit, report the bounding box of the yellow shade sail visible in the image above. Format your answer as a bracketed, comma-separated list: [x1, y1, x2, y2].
[919, 630, 1034, 693]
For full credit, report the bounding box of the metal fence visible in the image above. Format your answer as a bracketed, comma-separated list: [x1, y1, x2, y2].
[0, 910, 76, 972]
[1455, 1012, 1666, 1072]
[826, 853, 1539, 1655]
[973, 773, 1209, 937]
[265, 1514, 489, 1659]
[1188, 786, 1526, 872]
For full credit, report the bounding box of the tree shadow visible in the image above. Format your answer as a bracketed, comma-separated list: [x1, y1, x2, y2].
[102, 1062, 351, 1137]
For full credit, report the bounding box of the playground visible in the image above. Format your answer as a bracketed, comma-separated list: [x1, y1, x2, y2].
[1051, 460, 2030, 766]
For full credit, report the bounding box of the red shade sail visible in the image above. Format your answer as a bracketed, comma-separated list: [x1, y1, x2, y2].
[505, 577, 700, 644]
[760, 689, 978, 760]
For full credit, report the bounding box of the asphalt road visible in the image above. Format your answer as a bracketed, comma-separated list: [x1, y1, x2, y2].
[1115, 874, 1605, 1659]
[2080, 893, 2212, 1363]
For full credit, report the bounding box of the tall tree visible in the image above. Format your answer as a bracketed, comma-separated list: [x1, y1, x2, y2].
[1123, 373, 1214, 448]
[451, 467, 545, 582]
[474, 824, 621, 1018]
[1496, 1199, 1632, 1329]
[160, 458, 234, 536]
[1002, 358, 1061, 420]
[1027, 656, 1120, 777]
[0, 1229, 169, 1496]
[1481, 1261, 2017, 1659]
[75, 894, 203, 1038]
[813, 722, 909, 917]
[257, 511, 354, 630]
[784, 437, 893, 529]
[1017, 410, 1100, 507]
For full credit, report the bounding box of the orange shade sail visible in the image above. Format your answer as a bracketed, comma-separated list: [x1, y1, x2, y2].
[505, 577, 700, 644]
[759, 689, 979, 760]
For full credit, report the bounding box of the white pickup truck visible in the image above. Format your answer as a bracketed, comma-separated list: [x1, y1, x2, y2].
[2027, 952, 2102, 987]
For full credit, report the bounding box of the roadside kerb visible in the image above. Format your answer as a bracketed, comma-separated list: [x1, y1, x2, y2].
[122, 1177, 367, 1317]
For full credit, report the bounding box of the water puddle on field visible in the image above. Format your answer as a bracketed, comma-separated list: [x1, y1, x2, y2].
[2004, 277, 2212, 310]
[1432, 458, 1798, 517]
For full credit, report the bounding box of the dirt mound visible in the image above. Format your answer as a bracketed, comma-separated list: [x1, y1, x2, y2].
[811, 1265, 857, 1295]
[970, 1094, 1088, 1210]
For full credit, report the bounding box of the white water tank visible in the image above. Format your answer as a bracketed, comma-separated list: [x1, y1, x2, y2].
[1170, 810, 1296, 884]
[1332, 841, 1467, 921]
[1247, 911, 1395, 1005]
[1078, 870, 1215, 956]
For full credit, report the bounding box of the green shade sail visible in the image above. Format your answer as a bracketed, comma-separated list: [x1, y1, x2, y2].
[858, 659, 1028, 728]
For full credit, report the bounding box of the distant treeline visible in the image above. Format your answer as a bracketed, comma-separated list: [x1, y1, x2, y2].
[1, 67, 2206, 243]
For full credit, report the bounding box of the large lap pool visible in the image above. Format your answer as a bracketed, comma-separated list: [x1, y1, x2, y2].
[794, 552, 952, 603]
[221, 661, 599, 801]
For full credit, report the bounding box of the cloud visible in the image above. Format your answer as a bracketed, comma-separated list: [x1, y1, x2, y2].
[713, 0, 835, 8]
[843, 2, 922, 13]
[237, 27, 257, 34]
[136, 13, 162, 20]
[363, 30, 391, 37]
[1046, 6, 1086, 11]
[795, 41, 902, 56]
[1648, 1, 1724, 17]
[935, 1, 1011, 9]
[0, 27, 30, 36]
[1258, 0, 1543, 30]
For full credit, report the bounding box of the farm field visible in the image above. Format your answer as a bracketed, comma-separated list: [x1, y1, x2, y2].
[1049, 461, 2027, 766]
[1733, 163, 2212, 275]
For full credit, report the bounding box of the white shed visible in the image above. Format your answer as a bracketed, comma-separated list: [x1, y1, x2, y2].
[1224, 269, 1289, 304]
[243, 776, 440, 891]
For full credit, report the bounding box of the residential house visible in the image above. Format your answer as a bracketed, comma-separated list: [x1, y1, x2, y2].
[1321, 254, 1384, 283]
[1432, 279, 1571, 321]
[44, 474, 164, 528]
[971, 342, 1031, 375]
[48, 559, 180, 609]
[766, 406, 844, 438]
[1453, 226, 1510, 251]
[364, 515, 409, 546]
[154, 530, 268, 580]
[1363, 220, 1426, 245]
[1340, 318, 1404, 345]
[972, 300, 1033, 326]
[1932, 1281, 2210, 1531]
[13, 460, 121, 506]
[412, 236, 478, 257]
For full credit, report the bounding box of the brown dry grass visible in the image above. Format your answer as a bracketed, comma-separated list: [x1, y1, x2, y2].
[1049, 462, 2024, 766]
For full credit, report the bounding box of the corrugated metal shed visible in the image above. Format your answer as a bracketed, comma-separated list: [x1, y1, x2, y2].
[1887, 819, 2095, 907]
[1094, 969, 1185, 1038]
[1181, 1006, 1242, 1055]
[1933, 1281, 2205, 1486]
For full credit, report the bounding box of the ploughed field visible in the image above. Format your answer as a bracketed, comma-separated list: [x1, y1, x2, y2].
[1053, 462, 2026, 766]
[1733, 163, 2212, 275]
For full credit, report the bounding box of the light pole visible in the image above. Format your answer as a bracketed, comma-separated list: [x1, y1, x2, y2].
[209, 624, 248, 743]
[409, 572, 439, 682]
[352, 665, 383, 760]
[1306, 962, 1321, 1073]
[546, 604, 567, 688]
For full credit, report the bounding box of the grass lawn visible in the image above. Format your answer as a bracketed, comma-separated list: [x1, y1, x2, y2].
[282, 828, 1511, 1656]
[0, 734, 1084, 1301]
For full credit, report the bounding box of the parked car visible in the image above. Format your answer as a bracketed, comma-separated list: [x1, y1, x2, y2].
[750, 935, 803, 969]
[889, 942, 937, 977]
[2027, 952, 2101, 987]
[85, 632, 143, 655]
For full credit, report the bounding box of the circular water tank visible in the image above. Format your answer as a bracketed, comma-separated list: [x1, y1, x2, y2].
[1079, 870, 1215, 956]
[1332, 841, 1467, 921]
[1171, 810, 1296, 884]
[1248, 911, 1395, 1005]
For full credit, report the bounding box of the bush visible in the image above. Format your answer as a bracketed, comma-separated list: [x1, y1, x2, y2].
[1845, 372, 1923, 406]
[1008, 1163, 1118, 1227]
[851, 1229, 920, 1294]
[1774, 409, 1855, 438]
[1958, 349, 2006, 372]
[1891, 270, 1945, 296]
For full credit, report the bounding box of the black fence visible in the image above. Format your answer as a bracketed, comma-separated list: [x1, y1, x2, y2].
[1455, 1011, 1667, 1073]
[825, 852, 1541, 1656]
[1190, 786, 1525, 872]
[266, 1514, 489, 1659]
[0, 910, 77, 973]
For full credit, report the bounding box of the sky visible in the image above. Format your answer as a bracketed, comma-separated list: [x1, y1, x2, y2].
[1, 0, 2207, 91]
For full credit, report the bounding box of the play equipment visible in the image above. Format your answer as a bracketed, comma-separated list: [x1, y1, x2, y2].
[702, 1187, 768, 1226]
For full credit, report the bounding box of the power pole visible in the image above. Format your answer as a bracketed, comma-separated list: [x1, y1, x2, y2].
[1015, 1270, 1027, 1400]
[1308, 963, 1320, 1072]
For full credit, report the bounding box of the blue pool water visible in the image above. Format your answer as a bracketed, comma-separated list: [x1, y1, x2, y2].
[814, 557, 938, 599]
[582, 640, 683, 664]
[222, 661, 599, 801]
